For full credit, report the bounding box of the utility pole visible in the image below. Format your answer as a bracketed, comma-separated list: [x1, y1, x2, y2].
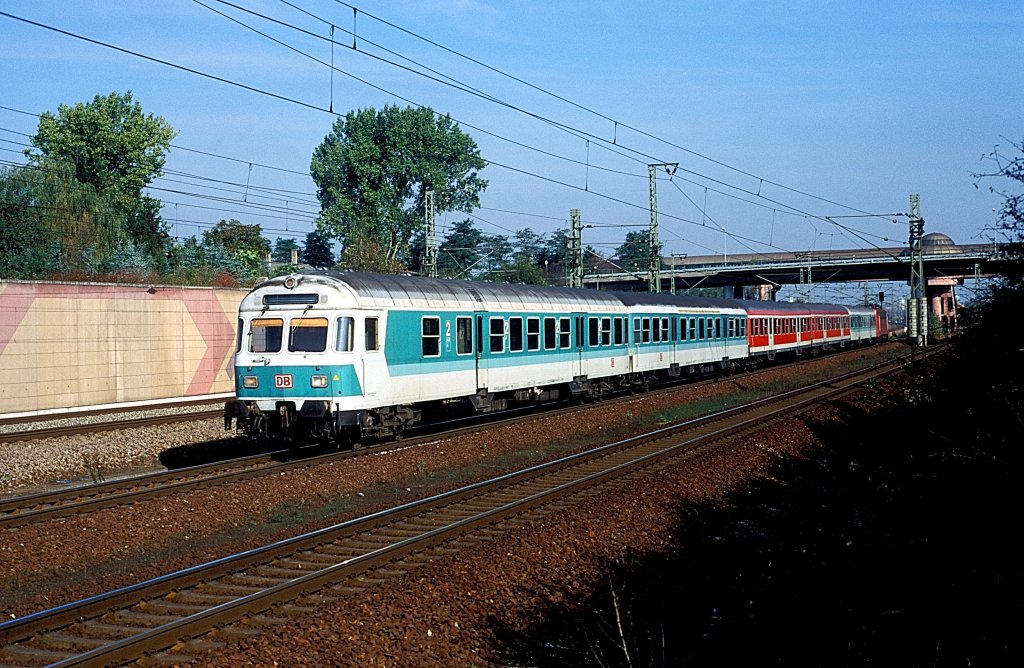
[423, 189, 437, 278]
[907, 194, 927, 347]
[566, 208, 583, 288]
[647, 163, 678, 292]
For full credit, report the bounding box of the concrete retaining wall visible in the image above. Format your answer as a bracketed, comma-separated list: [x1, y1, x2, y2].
[0, 281, 246, 415]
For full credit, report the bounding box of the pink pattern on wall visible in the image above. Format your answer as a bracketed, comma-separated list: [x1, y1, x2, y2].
[0, 282, 236, 396]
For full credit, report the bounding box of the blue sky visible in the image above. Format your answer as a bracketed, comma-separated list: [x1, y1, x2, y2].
[2, 0, 1021, 289]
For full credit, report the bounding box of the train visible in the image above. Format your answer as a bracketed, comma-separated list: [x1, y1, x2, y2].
[224, 270, 888, 444]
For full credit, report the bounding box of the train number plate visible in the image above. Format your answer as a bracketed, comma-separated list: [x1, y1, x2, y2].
[274, 374, 293, 389]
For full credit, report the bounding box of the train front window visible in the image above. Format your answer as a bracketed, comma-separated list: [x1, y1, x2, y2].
[250, 318, 283, 353]
[289, 317, 328, 353]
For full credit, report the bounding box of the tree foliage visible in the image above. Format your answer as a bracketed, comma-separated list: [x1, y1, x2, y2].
[272, 237, 302, 264]
[202, 219, 270, 257]
[310, 105, 487, 263]
[614, 230, 660, 274]
[0, 162, 121, 277]
[438, 218, 484, 278]
[27, 91, 176, 258]
[303, 230, 336, 269]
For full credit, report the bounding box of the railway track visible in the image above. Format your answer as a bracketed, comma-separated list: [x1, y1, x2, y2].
[0, 352, 910, 667]
[0, 344, 906, 529]
[0, 408, 224, 444]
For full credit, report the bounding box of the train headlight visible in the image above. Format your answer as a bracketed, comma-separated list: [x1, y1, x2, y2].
[242, 376, 259, 388]
[310, 375, 328, 388]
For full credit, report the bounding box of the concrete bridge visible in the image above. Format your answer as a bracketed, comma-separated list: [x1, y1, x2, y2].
[582, 232, 1017, 332]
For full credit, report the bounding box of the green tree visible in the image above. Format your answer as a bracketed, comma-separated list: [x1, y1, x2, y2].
[202, 219, 270, 257]
[0, 161, 121, 277]
[310, 105, 487, 263]
[480, 234, 513, 280]
[501, 254, 546, 285]
[272, 237, 302, 264]
[438, 218, 483, 278]
[27, 91, 176, 257]
[303, 229, 336, 269]
[614, 230, 660, 274]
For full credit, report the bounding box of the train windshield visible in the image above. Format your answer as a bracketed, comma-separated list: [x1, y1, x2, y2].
[289, 317, 329, 352]
[250, 318, 283, 353]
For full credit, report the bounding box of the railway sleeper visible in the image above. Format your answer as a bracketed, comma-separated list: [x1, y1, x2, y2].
[0, 644, 75, 664]
[31, 631, 107, 651]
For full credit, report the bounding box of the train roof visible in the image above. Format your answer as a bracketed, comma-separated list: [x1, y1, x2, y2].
[248, 271, 869, 317]
[280, 270, 624, 311]
[611, 291, 746, 312]
[743, 301, 851, 316]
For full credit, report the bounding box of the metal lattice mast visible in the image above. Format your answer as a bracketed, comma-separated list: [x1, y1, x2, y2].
[908, 193, 927, 346]
[567, 208, 583, 288]
[647, 163, 677, 293]
[423, 190, 437, 278]
[647, 165, 660, 292]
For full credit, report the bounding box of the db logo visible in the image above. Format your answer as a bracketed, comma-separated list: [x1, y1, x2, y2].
[274, 374, 293, 389]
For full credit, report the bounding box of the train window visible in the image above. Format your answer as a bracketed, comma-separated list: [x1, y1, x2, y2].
[740, 319, 747, 337]
[680, 317, 687, 341]
[456, 317, 473, 355]
[527, 317, 540, 351]
[661, 318, 669, 342]
[688, 318, 696, 340]
[544, 317, 557, 350]
[652, 317, 660, 343]
[250, 318, 283, 353]
[633, 318, 641, 345]
[698, 318, 705, 340]
[641, 318, 651, 343]
[236, 318, 243, 352]
[560, 318, 572, 349]
[589, 318, 600, 347]
[489, 317, 505, 353]
[601, 318, 611, 346]
[422, 317, 440, 357]
[728, 319, 736, 338]
[335, 317, 353, 352]
[509, 317, 523, 353]
[364, 317, 379, 352]
[614, 318, 624, 345]
[289, 317, 328, 353]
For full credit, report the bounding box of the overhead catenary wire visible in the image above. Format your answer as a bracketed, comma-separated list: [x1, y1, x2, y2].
[0, 9, 897, 263]
[323, 0, 890, 221]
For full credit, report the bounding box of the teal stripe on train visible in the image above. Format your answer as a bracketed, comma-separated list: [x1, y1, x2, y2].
[235, 364, 362, 399]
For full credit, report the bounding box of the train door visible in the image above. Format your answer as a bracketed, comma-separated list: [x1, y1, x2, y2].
[573, 313, 586, 378]
[627, 315, 637, 373]
[474, 312, 488, 390]
[360, 313, 382, 398]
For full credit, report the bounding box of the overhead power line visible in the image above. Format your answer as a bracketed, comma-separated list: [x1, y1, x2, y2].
[0, 8, 891, 258]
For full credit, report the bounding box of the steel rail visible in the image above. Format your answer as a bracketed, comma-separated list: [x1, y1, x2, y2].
[0, 353, 914, 666]
[0, 343, 903, 528]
